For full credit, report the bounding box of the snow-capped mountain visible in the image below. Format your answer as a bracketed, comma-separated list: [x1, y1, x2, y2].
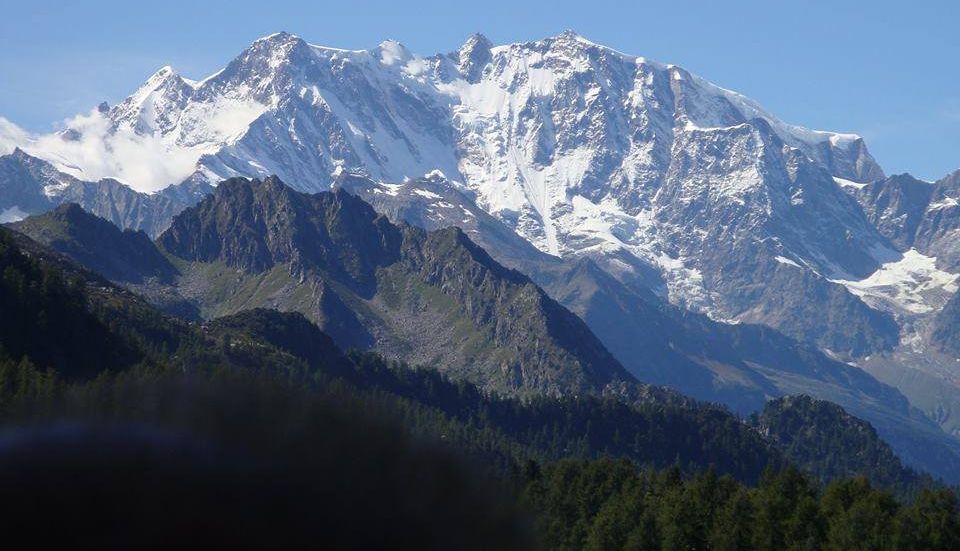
[4, 30, 960, 436]
[3, 31, 910, 353]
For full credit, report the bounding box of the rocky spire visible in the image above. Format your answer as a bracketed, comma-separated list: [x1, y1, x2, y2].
[457, 33, 492, 83]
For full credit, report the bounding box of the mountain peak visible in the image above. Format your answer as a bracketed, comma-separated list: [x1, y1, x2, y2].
[138, 65, 182, 91]
[160, 176, 400, 281]
[556, 28, 583, 40]
[215, 31, 313, 90]
[10, 146, 31, 160]
[209, 176, 300, 212]
[940, 168, 960, 185]
[112, 63, 194, 130]
[376, 39, 412, 66]
[253, 31, 301, 46]
[545, 29, 610, 54]
[52, 201, 86, 217]
[463, 32, 491, 47]
[458, 33, 492, 81]
[31, 202, 121, 234]
[751, 394, 921, 487]
[260, 174, 292, 193]
[242, 31, 308, 57]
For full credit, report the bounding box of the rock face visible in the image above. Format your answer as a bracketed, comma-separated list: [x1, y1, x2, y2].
[0, 148, 74, 215]
[156, 176, 635, 398]
[917, 171, 960, 269]
[852, 170, 960, 271]
[932, 292, 960, 356]
[159, 176, 402, 283]
[852, 174, 936, 250]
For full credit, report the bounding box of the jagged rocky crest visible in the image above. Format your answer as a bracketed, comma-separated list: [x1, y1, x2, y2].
[155, 176, 639, 398]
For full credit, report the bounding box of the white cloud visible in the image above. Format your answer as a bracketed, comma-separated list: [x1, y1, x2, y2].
[0, 206, 28, 223]
[24, 109, 201, 193]
[0, 117, 32, 155]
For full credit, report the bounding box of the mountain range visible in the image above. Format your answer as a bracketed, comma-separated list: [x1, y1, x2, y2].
[9, 176, 960, 483]
[2, 31, 960, 481]
[0, 190, 933, 497]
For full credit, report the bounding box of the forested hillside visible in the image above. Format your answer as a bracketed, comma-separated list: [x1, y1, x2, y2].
[0, 225, 956, 547]
[522, 459, 960, 551]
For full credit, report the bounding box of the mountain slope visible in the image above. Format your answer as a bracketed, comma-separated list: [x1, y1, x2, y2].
[337, 172, 887, 404]
[154, 176, 640, 398]
[751, 395, 927, 492]
[5, 30, 960, 478]
[0, 228, 939, 493]
[10, 203, 176, 284]
[0, 228, 146, 378]
[832, 172, 960, 438]
[0, 227, 790, 486]
[932, 291, 960, 356]
[14, 180, 960, 482]
[0, 222, 230, 388]
[333, 171, 960, 480]
[206, 311, 779, 483]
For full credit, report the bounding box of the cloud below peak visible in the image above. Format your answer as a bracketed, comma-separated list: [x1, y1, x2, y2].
[0, 110, 203, 194]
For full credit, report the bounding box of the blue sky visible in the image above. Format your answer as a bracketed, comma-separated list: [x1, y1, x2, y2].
[1, 0, 957, 179]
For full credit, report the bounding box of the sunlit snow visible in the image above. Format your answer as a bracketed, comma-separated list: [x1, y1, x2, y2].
[832, 249, 959, 315]
[833, 176, 868, 190]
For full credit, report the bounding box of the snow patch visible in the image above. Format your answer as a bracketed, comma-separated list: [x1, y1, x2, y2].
[831, 249, 959, 315]
[928, 197, 958, 211]
[775, 256, 802, 268]
[413, 189, 442, 200]
[375, 182, 404, 196]
[833, 176, 867, 190]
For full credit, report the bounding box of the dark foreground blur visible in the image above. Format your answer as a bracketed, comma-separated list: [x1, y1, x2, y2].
[0, 376, 531, 549]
